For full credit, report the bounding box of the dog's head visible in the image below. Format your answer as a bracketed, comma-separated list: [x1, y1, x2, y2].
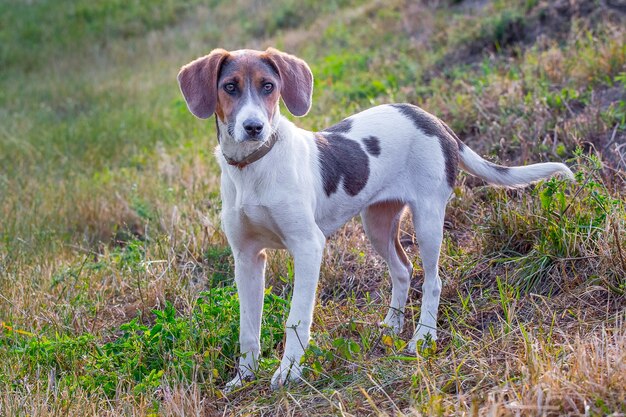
[177, 48, 313, 143]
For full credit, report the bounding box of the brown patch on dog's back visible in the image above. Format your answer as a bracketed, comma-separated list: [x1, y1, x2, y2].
[323, 118, 353, 133]
[315, 132, 370, 197]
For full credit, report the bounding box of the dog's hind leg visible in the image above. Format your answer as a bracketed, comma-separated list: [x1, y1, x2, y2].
[407, 198, 446, 353]
[362, 201, 413, 334]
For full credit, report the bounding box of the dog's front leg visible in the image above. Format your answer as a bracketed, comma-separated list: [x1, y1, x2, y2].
[224, 248, 266, 392]
[270, 228, 325, 390]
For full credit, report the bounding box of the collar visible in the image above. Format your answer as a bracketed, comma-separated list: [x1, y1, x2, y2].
[223, 132, 279, 169]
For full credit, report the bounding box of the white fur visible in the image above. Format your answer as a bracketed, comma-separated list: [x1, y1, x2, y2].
[218, 104, 573, 391]
[459, 145, 574, 186]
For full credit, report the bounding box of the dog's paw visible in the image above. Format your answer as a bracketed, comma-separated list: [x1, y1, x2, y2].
[406, 329, 437, 356]
[223, 377, 243, 393]
[223, 371, 254, 393]
[270, 362, 303, 390]
[380, 310, 404, 335]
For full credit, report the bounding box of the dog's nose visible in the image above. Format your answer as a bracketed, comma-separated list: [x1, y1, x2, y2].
[243, 118, 264, 139]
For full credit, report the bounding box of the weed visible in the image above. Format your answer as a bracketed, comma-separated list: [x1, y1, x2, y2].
[481, 150, 624, 294]
[1, 288, 288, 402]
[205, 246, 233, 287]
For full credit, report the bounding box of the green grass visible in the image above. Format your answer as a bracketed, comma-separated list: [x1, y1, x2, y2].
[0, 0, 208, 72]
[1, 0, 625, 415]
[2, 288, 287, 398]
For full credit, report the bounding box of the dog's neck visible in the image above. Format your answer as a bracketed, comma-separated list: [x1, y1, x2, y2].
[216, 115, 284, 168]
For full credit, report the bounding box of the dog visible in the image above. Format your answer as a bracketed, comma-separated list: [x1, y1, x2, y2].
[177, 48, 573, 390]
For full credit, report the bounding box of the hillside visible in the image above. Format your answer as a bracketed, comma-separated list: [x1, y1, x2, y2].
[1, 0, 625, 415]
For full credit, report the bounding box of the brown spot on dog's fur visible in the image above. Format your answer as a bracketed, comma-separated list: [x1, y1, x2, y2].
[315, 132, 370, 197]
[363, 136, 381, 157]
[441, 122, 466, 151]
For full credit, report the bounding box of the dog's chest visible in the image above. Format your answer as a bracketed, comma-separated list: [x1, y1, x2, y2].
[234, 204, 286, 248]
[239, 203, 275, 227]
[224, 175, 288, 248]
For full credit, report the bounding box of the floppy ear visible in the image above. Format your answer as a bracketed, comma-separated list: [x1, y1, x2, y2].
[177, 49, 229, 119]
[264, 48, 313, 117]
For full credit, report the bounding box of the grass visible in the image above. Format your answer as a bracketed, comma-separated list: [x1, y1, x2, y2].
[1, 0, 625, 415]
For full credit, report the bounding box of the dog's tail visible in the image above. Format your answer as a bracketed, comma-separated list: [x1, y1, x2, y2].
[458, 143, 574, 187]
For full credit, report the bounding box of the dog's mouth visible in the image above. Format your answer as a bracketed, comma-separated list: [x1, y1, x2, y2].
[217, 113, 280, 167]
[220, 128, 278, 167]
[219, 120, 265, 142]
[226, 120, 273, 143]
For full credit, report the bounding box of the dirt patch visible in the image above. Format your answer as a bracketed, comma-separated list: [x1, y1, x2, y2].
[440, 0, 624, 70]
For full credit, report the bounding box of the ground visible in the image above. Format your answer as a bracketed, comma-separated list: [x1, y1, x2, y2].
[0, 0, 625, 415]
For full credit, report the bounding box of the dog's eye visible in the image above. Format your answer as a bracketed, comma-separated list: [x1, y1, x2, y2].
[224, 83, 236, 94]
[263, 82, 274, 93]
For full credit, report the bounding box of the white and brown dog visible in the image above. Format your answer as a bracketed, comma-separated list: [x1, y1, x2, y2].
[177, 48, 573, 390]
